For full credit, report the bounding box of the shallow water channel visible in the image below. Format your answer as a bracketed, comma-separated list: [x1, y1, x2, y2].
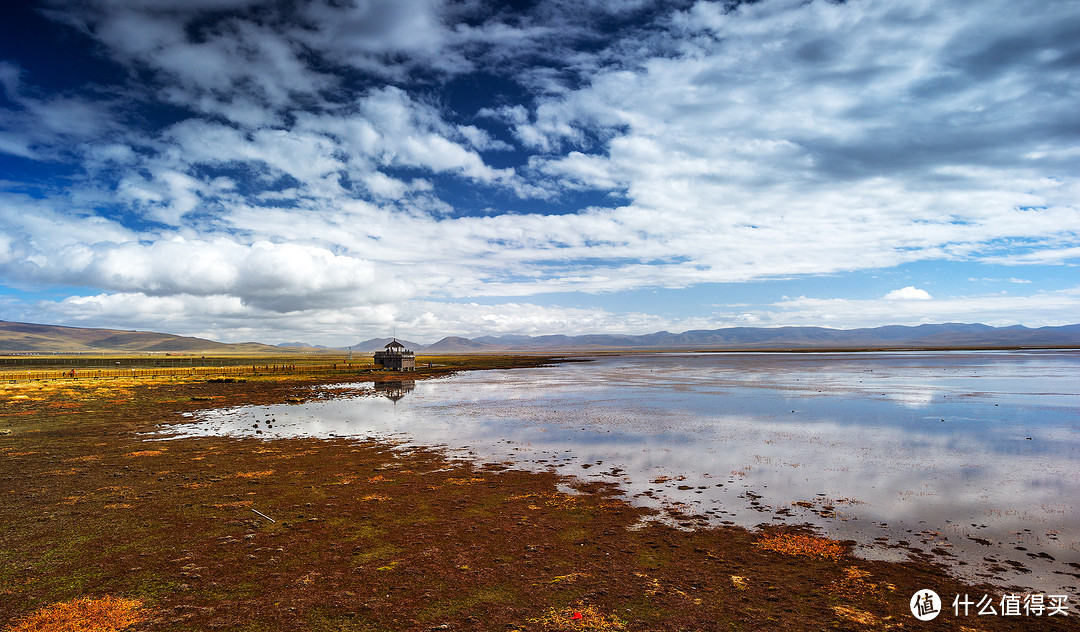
[160, 350, 1080, 596]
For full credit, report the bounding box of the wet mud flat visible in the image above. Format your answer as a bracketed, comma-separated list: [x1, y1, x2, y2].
[169, 351, 1080, 598]
[1, 368, 1078, 631]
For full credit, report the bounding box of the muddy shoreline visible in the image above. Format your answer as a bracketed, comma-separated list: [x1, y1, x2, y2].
[1, 361, 1077, 630]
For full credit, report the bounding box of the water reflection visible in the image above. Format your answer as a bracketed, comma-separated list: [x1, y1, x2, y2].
[374, 380, 415, 402]
[159, 351, 1080, 596]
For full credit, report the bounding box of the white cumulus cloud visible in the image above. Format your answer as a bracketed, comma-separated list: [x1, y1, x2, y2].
[884, 287, 932, 301]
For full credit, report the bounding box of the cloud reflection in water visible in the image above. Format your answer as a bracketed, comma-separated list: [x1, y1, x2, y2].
[161, 351, 1080, 595]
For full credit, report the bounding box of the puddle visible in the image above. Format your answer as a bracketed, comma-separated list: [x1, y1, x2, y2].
[157, 351, 1080, 597]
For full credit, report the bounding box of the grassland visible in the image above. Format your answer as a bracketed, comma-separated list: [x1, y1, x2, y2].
[0, 356, 1076, 631]
[0, 353, 566, 383]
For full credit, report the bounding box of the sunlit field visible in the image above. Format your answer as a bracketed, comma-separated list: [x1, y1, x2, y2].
[2, 355, 1076, 631]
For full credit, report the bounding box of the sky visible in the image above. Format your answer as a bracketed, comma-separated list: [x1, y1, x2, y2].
[0, 0, 1077, 346]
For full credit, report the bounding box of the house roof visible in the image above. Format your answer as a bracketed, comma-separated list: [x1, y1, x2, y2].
[384, 339, 406, 349]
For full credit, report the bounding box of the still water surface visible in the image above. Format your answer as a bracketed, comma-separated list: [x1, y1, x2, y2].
[161, 351, 1080, 596]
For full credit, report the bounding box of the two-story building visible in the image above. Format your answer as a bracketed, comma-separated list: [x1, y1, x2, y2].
[372, 339, 415, 371]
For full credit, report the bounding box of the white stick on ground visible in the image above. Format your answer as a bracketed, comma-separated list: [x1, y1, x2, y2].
[251, 508, 276, 523]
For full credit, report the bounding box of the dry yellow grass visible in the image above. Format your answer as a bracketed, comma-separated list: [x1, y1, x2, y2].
[444, 477, 488, 485]
[754, 533, 845, 560]
[831, 605, 881, 626]
[547, 572, 590, 584]
[234, 470, 274, 478]
[4, 596, 147, 632]
[525, 604, 626, 631]
[831, 565, 897, 600]
[508, 492, 587, 510]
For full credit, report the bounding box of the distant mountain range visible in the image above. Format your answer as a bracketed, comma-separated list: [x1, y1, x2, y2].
[3, 319, 1079, 354]
[415, 323, 1080, 351]
[330, 323, 1080, 352]
[0, 320, 282, 354]
[339, 337, 427, 352]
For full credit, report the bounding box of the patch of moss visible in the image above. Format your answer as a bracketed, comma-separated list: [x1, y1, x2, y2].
[198, 580, 264, 601]
[351, 543, 404, 567]
[303, 609, 392, 632]
[557, 526, 588, 543]
[633, 547, 671, 570]
[417, 584, 517, 621]
[341, 522, 386, 541]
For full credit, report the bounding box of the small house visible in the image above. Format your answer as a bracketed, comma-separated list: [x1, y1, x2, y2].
[372, 339, 415, 371]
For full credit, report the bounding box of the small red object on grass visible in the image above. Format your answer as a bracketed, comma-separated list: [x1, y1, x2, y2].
[571, 611, 583, 620]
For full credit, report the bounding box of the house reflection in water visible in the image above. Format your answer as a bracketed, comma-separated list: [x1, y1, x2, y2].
[373, 380, 415, 402]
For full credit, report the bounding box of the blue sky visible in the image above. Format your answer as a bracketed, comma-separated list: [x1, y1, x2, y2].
[0, 0, 1077, 345]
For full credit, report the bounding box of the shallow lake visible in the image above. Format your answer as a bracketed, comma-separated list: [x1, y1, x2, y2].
[160, 350, 1080, 596]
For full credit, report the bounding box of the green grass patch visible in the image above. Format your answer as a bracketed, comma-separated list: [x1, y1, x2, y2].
[351, 543, 404, 567]
[198, 580, 264, 601]
[558, 526, 588, 543]
[417, 584, 517, 622]
[340, 521, 386, 541]
[633, 547, 671, 570]
[303, 608, 391, 632]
